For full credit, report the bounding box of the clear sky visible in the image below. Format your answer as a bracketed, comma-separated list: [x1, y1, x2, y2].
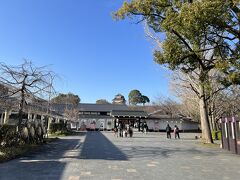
[0, 0, 173, 103]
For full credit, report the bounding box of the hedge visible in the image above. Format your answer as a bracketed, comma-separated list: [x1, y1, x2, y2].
[49, 122, 67, 134]
[212, 131, 222, 140]
[0, 123, 46, 147]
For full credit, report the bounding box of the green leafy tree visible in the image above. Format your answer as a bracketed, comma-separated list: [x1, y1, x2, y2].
[128, 89, 142, 105]
[141, 95, 150, 105]
[96, 99, 110, 104]
[128, 89, 149, 105]
[204, 1, 239, 86]
[114, 0, 239, 143]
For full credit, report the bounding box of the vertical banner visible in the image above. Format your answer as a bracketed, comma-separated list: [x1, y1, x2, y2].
[232, 117, 235, 139]
[225, 117, 228, 138]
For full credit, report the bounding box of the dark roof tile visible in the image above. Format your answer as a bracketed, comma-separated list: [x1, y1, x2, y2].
[111, 110, 148, 117]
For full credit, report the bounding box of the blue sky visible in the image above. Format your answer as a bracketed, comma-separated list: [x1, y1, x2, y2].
[0, 0, 173, 103]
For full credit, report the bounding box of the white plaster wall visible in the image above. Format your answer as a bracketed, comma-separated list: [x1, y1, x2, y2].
[181, 122, 199, 131]
[106, 119, 113, 130]
[78, 118, 114, 130]
[71, 122, 77, 129]
[146, 119, 199, 131]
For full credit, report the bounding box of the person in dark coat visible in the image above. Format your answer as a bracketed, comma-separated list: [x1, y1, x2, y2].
[166, 124, 172, 139]
[129, 126, 133, 137]
[118, 123, 123, 137]
[143, 122, 147, 134]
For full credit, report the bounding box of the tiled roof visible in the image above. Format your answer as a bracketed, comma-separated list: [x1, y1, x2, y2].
[79, 115, 112, 119]
[78, 103, 129, 112]
[111, 110, 148, 118]
[51, 103, 129, 113]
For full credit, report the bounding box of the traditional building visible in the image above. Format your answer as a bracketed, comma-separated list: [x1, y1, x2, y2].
[146, 111, 200, 132]
[112, 94, 126, 104]
[71, 103, 130, 130]
[69, 103, 199, 132]
[129, 105, 200, 132]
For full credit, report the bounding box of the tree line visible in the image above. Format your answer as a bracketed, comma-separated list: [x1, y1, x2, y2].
[95, 90, 150, 105]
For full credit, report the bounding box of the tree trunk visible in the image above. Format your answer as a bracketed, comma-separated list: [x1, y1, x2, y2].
[211, 114, 217, 131]
[199, 84, 213, 143]
[208, 113, 213, 132]
[18, 88, 25, 131]
[211, 102, 217, 131]
[0, 112, 3, 124]
[208, 104, 213, 132]
[47, 117, 51, 131]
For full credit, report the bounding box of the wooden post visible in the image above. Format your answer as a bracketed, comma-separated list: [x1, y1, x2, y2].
[33, 114, 37, 121]
[47, 117, 52, 131]
[3, 108, 11, 124]
[0, 112, 4, 124]
[138, 118, 141, 132]
[114, 118, 116, 128]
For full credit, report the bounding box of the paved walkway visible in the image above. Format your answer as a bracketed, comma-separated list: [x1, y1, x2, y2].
[0, 131, 239, 180]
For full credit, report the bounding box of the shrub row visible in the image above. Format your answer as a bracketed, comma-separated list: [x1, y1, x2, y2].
[0, 123, 46, 147]
[49, 122, 67, 134]
[212, 131, 222, 140]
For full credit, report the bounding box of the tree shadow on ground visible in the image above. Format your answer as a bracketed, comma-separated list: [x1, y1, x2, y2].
[80, 132, 128, 160]
[0, 133, 86, 180]
[118, 145, 218, 159]
[132, 136, 159, 138]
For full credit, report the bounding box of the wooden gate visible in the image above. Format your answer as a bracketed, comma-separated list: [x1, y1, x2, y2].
[221, 117, 240, 155]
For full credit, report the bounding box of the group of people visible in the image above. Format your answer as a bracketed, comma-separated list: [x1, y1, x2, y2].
[114, 123, 133, 138]
[166, 124, 180, 139]
[113, 122, 180, 139]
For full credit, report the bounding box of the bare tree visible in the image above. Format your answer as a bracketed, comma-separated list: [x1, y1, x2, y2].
[169, 70, 240, 132]
[152, 96, 181, 118]
[0, 84, 13, 109]
[51, 92, 80, 122]
[169, 71, 201, 121]
[0, 60, 55, 129]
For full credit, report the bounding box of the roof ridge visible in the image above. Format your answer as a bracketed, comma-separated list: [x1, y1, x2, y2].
[79, 103, 127, 106]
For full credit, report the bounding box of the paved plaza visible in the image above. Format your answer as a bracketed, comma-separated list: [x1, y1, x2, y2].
[0, 131, 239, 180]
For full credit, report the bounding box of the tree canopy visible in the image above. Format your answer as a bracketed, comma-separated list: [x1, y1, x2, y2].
[114, 0, 239, 83]
[141, 95, 150, 105]
[96, 99, 110, 104]
[0, 60, 55, 127]
[128, 89, 150, 105]
[128, 90, 142, 105]
[51, 93, 80, 106]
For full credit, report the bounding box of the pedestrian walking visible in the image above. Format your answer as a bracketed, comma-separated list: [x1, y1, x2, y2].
[166, 124, 172, 139]
[143, 122, 148, 134]
[144, 122, 148, 134]
[118, 123, 123, 137]
[124, 128, 128, 137]
[174, 125, 180, 139]
[129, 126, 133, 137]
[113, 127, 118, 137]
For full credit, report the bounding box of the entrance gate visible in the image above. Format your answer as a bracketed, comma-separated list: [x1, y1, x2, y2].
[220, 117, 240, 155]
[110, 110, 148, 132]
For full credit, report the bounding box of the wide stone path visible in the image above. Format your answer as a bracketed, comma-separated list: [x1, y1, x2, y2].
[0, 131, 239, 180]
